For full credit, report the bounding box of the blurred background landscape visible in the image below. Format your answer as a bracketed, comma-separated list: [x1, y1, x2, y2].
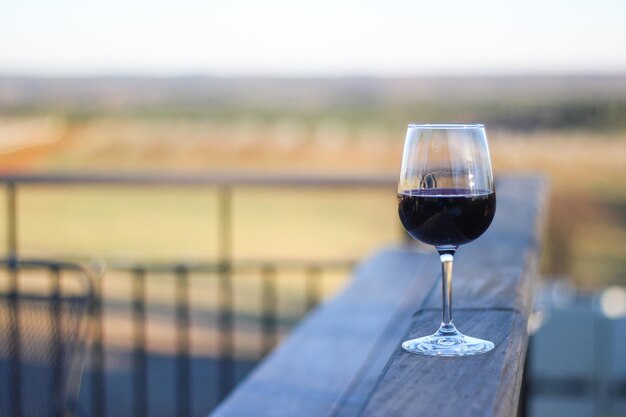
[1, 75, 625, 288]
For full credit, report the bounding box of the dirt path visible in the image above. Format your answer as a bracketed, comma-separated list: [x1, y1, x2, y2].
[0, 121, 78, 173]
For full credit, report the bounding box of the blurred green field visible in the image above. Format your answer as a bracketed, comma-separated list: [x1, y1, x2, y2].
[0, 182, 397, 358]
[1, 126, 625, 291]
[0, 186, 398, 262]
[1, 76, 626, 290]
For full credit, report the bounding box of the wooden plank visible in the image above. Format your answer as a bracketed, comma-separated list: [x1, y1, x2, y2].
[330, 252, 440, 417]
[210, 175, 546, 417]
[360, 309, 528, 417]
[359, 176, 547, 417]
[210, 248, 437, 417]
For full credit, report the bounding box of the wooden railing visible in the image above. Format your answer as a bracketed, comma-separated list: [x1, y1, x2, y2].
[210, 176, 547, 417]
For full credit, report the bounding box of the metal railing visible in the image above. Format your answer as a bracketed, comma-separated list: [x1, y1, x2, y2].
[84, 259, 355, 417]
[1, 173, 398, 417]
[2, 172, 397, 261]
[0, 258, 95, 417]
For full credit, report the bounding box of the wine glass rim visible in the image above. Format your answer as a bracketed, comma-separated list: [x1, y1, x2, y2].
[408, 123, 484, 129]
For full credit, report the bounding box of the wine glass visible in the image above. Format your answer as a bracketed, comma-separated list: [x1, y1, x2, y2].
[398, 124, 496, 356]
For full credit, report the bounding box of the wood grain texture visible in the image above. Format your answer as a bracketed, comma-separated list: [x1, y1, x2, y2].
[359, 176, 547, 417]
[360, 310, 528, 417]
[209, 175, 547, 417]
[210, 248, 436, 417]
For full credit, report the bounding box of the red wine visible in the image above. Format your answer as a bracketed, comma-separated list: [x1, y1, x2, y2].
[398, 188, 496, 247]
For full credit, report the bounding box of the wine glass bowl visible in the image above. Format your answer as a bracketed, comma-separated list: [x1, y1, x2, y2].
[398, 124, 496, 356]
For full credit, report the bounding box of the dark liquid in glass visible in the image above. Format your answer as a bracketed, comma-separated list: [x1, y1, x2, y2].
[398, 188, 496, 247]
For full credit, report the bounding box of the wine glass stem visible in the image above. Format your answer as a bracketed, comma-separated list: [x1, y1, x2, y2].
[438, 249, 456, 331]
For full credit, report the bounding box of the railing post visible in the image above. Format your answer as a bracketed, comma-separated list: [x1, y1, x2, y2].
[175, 265, 192, 417]
[50, 265, 64, 417]
[305, 266, 322, 312]
[91, 273, 106, 417]
[217, 186, 235, 401]
[132, 267, 148, 417]
[218, 186, 232, 264]
[7, 259, 21, 417]
[261, 265, 277, 356]
[5, 183, 19, 415]
[6, 182, 17, 260]
[6, 183, 20, 416]
[217, 261, 234, 402]
[6, 182, 21, 417]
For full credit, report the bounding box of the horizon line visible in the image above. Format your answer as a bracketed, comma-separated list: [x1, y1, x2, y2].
[2, 72, 626, 80]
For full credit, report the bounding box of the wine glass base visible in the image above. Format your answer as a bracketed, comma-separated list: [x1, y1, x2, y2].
[402, 326, 494, 357]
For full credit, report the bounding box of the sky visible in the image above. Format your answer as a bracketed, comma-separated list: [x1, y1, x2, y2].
[1, 0, 626, 76]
